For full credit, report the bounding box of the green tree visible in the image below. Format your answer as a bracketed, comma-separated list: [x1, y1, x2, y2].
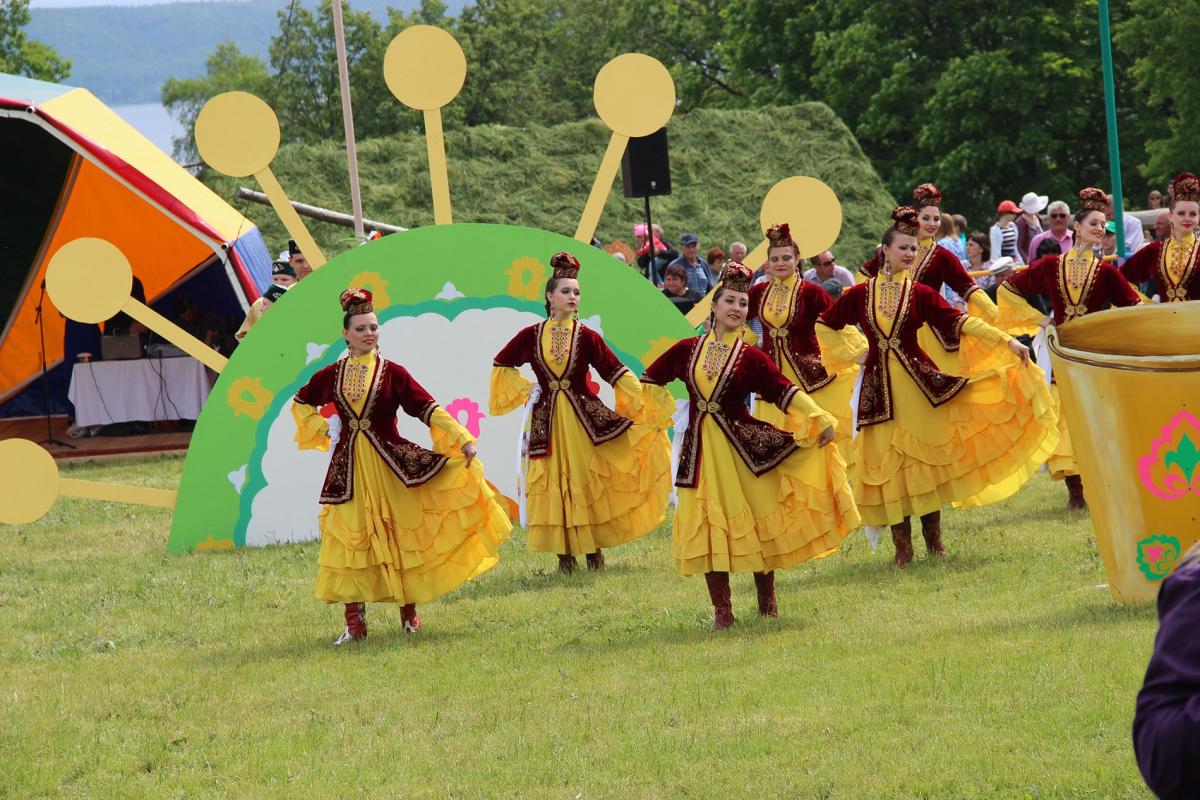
[724, 0, 1156, 224]
[0, 0, 70, 82]
[1116, 0, 1200, 191]
[162, 42, 271, 161]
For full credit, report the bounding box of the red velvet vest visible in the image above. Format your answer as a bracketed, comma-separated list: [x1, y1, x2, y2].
[641, 334, 802, 488]
[493, 321, 633, 459]
[748, 277, 835, 393]
[293, 355, 447, 504]
[819, 279, 969, 428]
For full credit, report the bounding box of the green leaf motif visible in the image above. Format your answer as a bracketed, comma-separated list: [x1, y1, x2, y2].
[1164, 434, 1200, 483]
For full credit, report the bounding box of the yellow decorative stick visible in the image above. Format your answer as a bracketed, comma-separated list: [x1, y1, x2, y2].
[0, 439, 175, 527]
[194, 91, 326, 268]
[686, 176, 843, 328]
[46, 238, 228, 373]
[384, 26, 467, 226]
[578, 54, 676, 245]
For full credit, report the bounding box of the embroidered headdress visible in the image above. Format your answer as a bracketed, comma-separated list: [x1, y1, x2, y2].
[550, 251, 581, 280]
[717, 260, 753, 293]
[1077, 187, 1108, 213]
[1171, 172, 1200, 204]
[890, 206, 921, 237]
[339, 288, 373, 316]
[911, 183, 943, 209]
[765, 222, 798, 251]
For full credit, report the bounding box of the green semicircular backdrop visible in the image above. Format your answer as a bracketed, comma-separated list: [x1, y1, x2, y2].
[169, 223, 694, 553]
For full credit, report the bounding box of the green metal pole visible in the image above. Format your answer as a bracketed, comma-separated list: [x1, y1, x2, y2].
[1098, 0, 1127, 257]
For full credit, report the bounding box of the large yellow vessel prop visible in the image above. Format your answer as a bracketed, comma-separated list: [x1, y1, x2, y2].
[1049, 302, 1200, 604]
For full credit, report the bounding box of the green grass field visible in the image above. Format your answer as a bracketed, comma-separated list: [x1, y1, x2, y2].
[0, 454, 1157, 798]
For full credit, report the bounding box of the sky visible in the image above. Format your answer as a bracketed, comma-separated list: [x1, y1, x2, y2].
[29, 1, 254, 7]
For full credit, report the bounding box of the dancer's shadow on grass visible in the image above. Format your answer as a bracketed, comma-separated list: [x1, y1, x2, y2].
[440, 558, 665, 606]
[973, 597, 1155, 636]
[791, 546, 998, 593]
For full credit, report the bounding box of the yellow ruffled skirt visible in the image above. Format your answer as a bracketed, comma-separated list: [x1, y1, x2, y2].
[315, 438, 511, 605]
[852, 345, 1058, 527]
[1047, 384, 1077, 479]
[526, 395, 671, 555]
[673, 417, 860, 575]
[754, 376, 857, 474]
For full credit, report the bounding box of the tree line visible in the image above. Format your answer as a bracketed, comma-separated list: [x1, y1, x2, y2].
[5, 0, 1192, 225]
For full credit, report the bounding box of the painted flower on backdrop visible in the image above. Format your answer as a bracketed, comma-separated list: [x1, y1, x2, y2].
[227, 376, 274, 420]
[506, 256, 547, 301]
[445, 397, 486, 438]
[349, 271, 391, 309]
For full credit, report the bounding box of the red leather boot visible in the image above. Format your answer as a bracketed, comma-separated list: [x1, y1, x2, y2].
[704, 571, 735, 630]
[557, 554, 578, 575]
[891, 518, 914, 567]
[753, 571, 778, 617]
[401, 603, 421, 634]
[334, 602, 367, 646]
[586, 550, 605, 571]
[1065, 475, 1087, 510]
[920, 511, 945, 556]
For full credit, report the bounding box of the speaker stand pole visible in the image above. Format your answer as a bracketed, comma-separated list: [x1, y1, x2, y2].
[34, 280, 73, 450]
[643, 194, 655, 285]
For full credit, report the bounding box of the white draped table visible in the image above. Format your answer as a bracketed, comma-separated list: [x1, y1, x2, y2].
[68, 358, 213, 427]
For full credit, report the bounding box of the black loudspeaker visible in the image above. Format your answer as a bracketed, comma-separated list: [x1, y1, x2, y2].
[621, 128, 671, 198]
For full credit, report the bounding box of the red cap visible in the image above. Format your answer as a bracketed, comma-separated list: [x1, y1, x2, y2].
[996, 200, 1021, 214]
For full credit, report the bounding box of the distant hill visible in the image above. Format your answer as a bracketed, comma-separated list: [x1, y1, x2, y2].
[198, 103, 897, 270]
[26, 0, 466, 105]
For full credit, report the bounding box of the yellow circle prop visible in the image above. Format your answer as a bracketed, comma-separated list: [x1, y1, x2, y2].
[593, 54, 675, 137]
[46, 238, 132, 323]
[195, 92, 281, 177]
[384, 25, 468, 110]
[0, 439, 59, 525]
[759, 176, 843, 258]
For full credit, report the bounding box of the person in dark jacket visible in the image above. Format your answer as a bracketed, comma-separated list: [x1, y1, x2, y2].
[1134, 544, 1200, 799]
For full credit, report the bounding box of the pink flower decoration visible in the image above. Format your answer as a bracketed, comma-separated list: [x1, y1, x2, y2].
[446, 397, 486, 438]
[1138, 410, 1200, 501]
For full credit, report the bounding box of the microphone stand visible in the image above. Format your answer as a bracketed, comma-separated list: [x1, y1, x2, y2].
[34, 279, 73, 449]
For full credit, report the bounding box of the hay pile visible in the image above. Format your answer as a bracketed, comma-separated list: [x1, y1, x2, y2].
[203, 103, 895, 269]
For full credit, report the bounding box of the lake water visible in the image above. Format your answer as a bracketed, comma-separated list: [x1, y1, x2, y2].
[111, 102, 186, 159]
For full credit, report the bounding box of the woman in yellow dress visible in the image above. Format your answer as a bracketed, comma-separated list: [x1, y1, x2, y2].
[490, 252, 671, 574]
[292, 288, 512, 644]
[640, 261, 860, 629]
[997, 187, 1142, 509]
[819, 207, 1057, 565]
[749, 223, 865, 470]
[859, 184, 1006, 372]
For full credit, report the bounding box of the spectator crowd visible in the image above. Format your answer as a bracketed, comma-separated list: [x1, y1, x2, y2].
[615, 184, 1174, 322]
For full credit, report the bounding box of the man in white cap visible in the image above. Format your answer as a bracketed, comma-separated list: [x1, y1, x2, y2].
[1016, 191, 1048, 262]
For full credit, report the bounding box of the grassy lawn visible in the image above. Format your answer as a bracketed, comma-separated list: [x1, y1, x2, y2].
[0, 454, 1156, 798]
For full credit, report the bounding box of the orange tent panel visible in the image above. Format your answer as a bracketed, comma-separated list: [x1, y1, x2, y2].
[0, 157, 213, 398]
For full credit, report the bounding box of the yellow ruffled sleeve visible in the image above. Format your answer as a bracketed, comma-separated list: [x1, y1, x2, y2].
[613, 372, 645, 418]
[996, 282, 1046, 336]
[815, 322, 868, 374]
[966, 289, 999, 324]
[428, 406, 474, 456]
[640, 383, 677, 430]
[292, 401, 330, 452]
[489, 366, 533, 416]
[784, 390, 836, 447]
[962, 315, 1012, 346]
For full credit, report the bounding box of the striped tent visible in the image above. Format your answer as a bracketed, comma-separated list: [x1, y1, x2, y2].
[0, 71, 271, 414]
